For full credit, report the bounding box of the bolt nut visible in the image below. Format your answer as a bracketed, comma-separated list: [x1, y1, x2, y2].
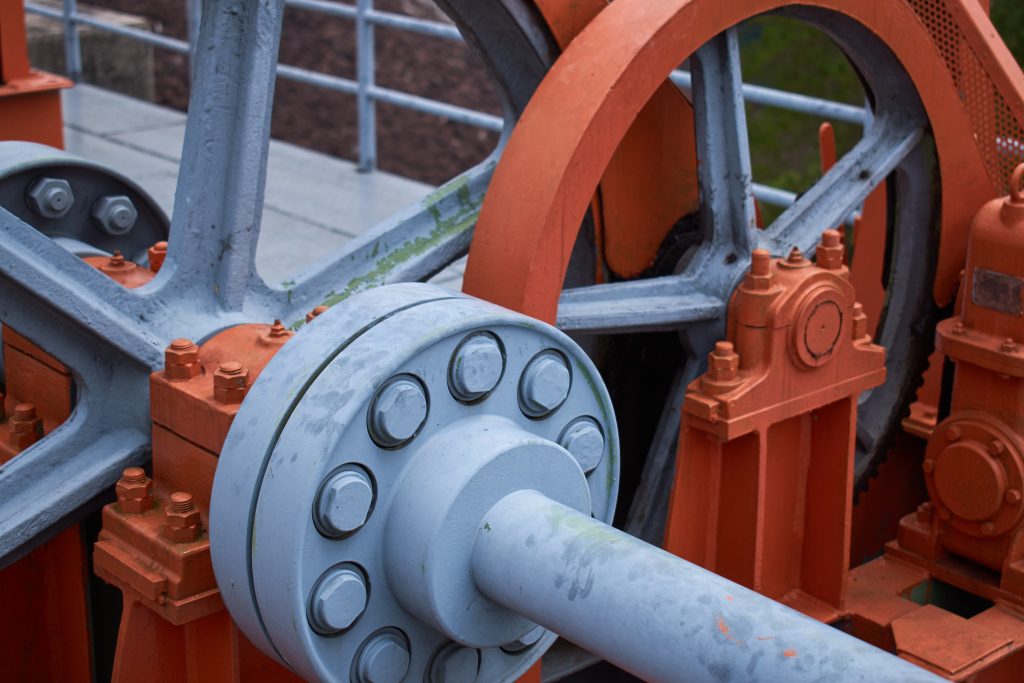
[429, 644, 481, 683]
[91, 195, 138, 236]
[116, 467, 153, 514]
[502, 625, 546, 653]
[519, 351, 571, 418]
[356, 632, 411, 683]
[8, 402, 43, 449]
[816, 229, 844, 270]
[213, 361, 250, 405]
[315, 468, 375, 536]
[851, 303, 868, 340]
[165, 338, 201, 380]
[368, 376, 428, 447]
[308, 567, 368, 634]
[745, 249, 773, 290]
[26, 177, 74, 218]
[922, 458, 936, 474]
[707, 341, 740, 382]
[306, 305, 329, 323]
[559, 418, 605, 474]
[449, 333, 504, 401]
[163, 492, 201, 543]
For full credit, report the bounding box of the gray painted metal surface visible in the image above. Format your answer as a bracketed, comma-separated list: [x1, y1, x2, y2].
[473, 490, 946, 683]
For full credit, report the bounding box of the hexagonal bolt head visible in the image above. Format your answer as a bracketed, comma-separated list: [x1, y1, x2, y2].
[26, 177, 74, 218]
[519, 352, 570, 417]
[214, 361, 250, 405]
[163, 492, 202, 543]
[8, 402, 43, 449]
[559, 418, 605, 474]
[815, 229, 844, 270]
[148, 241, 168, 273]
[308, 567, 368, 633]
[706, 341, 739, 383]
[165, 338, 201, 380]
[369, 376, 428, 447]
[91, 195, 138, 236]
[116, 466, 153, 514]
[501, 625, 546, 653]
[315, 468, 374, 536]
[429, 644, 481, 683]
[357, 632, 411, 683]
[449, 333, 503, 401]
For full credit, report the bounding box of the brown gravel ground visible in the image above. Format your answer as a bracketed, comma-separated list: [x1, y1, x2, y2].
[88, 0, 501, 186]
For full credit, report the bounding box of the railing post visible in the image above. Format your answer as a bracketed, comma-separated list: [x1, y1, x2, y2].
[61, 0, 82, 82]
[356, 0, 377, 172]
[186, 0, 202, 84]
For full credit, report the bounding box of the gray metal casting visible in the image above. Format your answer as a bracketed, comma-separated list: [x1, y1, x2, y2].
[210, 283, 619, 681]
[473, 489, 946, 683]
[26, 177, 74, 219]
[90, 195, 138, 236]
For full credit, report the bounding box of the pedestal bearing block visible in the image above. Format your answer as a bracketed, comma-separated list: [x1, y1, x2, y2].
[211, 283, 619, 682]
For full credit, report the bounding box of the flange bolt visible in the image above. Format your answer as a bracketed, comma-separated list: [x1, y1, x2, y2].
[214, 361, 250, 405]
[356, 632, 411, 683]
[449, 333, 504, 401]
[315, 468, 375, 536]
[519, 351, 571, 417]
[559, 418, 605, 474]
[8, 402, 43, 449]
[91, 195, 138, 236]
[165, 338, 201, 380]
[116, 466, 153, 514]
[369, 376, 428, 447]
[163, 492, 201, 543]
[429, 643, 481, 683]
[816, 229, 844, 270]
[26, 177, 74, 218]
[308, 567, 368, 634]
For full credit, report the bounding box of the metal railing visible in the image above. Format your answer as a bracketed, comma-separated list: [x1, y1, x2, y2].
[24, 0, 867, 207]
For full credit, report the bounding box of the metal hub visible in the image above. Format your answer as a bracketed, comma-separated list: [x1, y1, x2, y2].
[210, 283, 618, 682]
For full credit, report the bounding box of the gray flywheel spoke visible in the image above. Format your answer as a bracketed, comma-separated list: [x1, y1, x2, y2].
[274, 160, 493, 325]
[0, 413, 149, 566]
[157, 0, 285, 313]
[765, 111, 924, 256]
[556, 275, 726, 335]
[691, 28, 756, 257]
[0, 208, 164, 370]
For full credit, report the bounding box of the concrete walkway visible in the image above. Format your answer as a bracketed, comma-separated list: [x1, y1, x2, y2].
[61, 84, 436, 286]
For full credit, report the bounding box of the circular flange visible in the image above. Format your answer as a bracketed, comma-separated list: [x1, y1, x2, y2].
[924, 412, 1024, 538]
[0, 141, 169, 263]
[211, 283, 619, 682]
[791, 283, 847, 369]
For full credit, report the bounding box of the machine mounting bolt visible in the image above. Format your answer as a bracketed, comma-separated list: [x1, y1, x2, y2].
[369, 376, 428, 447]
[26, 177, 74, 218]
[519, 351, 571, 418]
[816, 229, 844, 270]
[356, 632, 411, 683]
[981, 521, 996, 536]
[745, 249, 773, 290]
[165, 338, 201, 380]
[148, 241, 168, 273]
[922, 459, 936, 474]
[116, 467, 153, 514]
[214, 361, 250, 405]
[559, 418, 605, 474]
[449, 333, 504, 401]
[315, 467, 375, 536]
[91, 195, 138, 236]
[308, 567, 368, 634]
[8, 402, 43, 449]
[706, 341, 740, 383]
[429, 643, 481, 683]
[502, 625, 546, 653]
[945, 426, 961, 442]
[1007, 489, 1022, 505]
[851, 303, 868, 340]
[163, 492, 202, 543]
[1002, 337, 1018, 353]
[306, 305, 329, 323]
[989, 440, 1006, 457]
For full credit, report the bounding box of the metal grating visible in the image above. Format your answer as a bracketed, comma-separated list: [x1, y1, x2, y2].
[906, 0, 1024, 193]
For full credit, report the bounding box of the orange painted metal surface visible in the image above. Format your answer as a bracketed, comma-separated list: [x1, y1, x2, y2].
[97, 319, 304, 681]
[464, 0, 1019, 323]
[0, 0, 71, 147]
[664, 233, 886, 622]
[532, 0, 699, 280]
